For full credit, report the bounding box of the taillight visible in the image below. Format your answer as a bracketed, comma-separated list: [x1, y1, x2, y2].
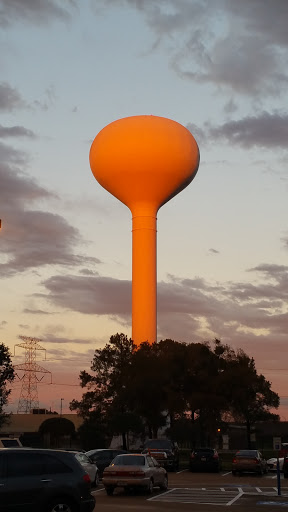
[213, 454, 219, 459]
[83, 474, 91, 483]
[190, 453, 195, 459]
[254, 458, 260, 464]
[232, 458, 236, 463]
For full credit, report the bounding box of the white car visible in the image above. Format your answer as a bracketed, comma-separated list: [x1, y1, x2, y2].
[70, 451, 100, 486]
[103, 453, 168, 495]
[267, 457, 284, 471]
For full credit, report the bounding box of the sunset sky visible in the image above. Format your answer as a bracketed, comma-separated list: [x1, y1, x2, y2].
[1, 0, 288, 419]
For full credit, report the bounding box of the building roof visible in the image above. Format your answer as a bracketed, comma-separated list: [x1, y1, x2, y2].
[0, 413, 83, 435]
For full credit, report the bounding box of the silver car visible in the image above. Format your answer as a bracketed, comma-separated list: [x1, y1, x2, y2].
[70, 451, 100, 487]
[103, 453, 168, 495]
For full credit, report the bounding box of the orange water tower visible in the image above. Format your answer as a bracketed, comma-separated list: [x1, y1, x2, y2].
[89, 115, 200, 345]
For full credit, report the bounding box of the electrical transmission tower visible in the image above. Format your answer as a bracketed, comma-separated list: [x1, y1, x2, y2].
[14, 335, 52, 413]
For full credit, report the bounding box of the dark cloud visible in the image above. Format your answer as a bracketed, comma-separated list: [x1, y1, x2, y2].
[0, 144, 101, 276]
[39, 275, 131, 315]
[23, 309, 54, 315]
[208, 248, 219, 254]
[37, 263, 288, 346]
[0, 83, 26, 111]
[0, 125, 36, 139]
[0, 0, 76, 27]
[208, 112, 288, 149]
[42, 334, 96, 345]
[96, 0, 288, 97]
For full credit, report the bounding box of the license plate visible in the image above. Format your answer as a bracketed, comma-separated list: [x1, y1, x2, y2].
[117, 481, 127, 486]
[201, 457, 206, 461]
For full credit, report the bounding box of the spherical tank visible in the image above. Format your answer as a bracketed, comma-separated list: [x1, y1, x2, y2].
[89, 115, 200, 214]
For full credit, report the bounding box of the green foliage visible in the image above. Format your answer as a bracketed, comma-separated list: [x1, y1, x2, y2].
[0, 342, 15, 428]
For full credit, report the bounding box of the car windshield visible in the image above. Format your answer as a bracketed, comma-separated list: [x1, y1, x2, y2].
[1, 439, 21, 447]
[144, 440, 171, 449]
[113, 455, 145, 466]
[236, 450, 257, 457]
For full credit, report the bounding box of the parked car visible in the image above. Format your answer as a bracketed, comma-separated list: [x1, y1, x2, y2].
[267, 457, 284, 471]
[232, 449, 268, 475]
[279, 443, 288, 458]
[142, 438, 179, 471]
[189, 447, 221, 472]
[69, 450, 100, 486]
[85, 448, 128, 477]
[0, 447, 95, 512]
[103, 453, 168, 495]
[0, 437, 22, 448]
[283, 454, 288, 478]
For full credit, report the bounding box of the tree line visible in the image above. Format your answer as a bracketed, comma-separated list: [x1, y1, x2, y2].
[70, 333, 279, 450]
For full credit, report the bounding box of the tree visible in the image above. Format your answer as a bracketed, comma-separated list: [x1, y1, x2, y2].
[0, 342, 15, 428]
[70, 333, 137, 449]
[71, 334, 280, 450]
[219, 348, 280, 447]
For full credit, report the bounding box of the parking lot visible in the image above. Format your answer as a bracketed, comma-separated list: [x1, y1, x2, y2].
[92, 469, 288, 511]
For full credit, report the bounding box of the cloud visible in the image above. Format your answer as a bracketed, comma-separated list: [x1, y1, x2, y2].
[0, 125, 36, 139]
[39, 275, 131, 315]
[0, 83, 26, 111]
[0, 0, 76, 27]
[95, 0, 288, 97]
[0, 143, 101, 276]
[207, 112, 288, 149]
[23, 309, 54, 315]
[37, 263, 288, 349]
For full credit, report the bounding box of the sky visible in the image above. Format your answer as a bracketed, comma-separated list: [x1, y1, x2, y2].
[0, 0, 288, 420]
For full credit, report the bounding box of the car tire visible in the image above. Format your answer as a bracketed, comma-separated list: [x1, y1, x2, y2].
[47, 498, 76, 512]
[105, 486, 115, 496]
[146, 479, 154, 494]
[160, 476, 168, 491]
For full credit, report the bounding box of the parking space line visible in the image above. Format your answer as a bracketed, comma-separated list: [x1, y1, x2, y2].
[147, 488, 176, 501]
[256, 487, 262, 492]
[92, 487, 105, 494]
[226, 487, 244, 506]
[176, 469, 188, 474]
[222, 472, 232, 476]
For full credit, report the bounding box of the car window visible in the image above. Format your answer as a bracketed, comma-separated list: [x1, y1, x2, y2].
[113, 455, 145, 466]
[0, 439, 21, 448]
[151, 457, 159, 467]
[76, 453, 87, 463]
[93, 452, 108, 461]
[43, 454, 73, 474]
[7, 453, 42, 477]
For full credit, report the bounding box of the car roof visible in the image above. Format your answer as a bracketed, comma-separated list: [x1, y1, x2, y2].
[86, 448, 126, 453]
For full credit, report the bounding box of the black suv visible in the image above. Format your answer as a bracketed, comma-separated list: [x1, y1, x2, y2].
[0, 448, 95, 512]
[85, 449, 128, 477]
[142, 439, 179, 471]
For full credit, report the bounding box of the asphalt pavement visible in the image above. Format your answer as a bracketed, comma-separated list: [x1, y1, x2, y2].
[92, 469, 288, 511]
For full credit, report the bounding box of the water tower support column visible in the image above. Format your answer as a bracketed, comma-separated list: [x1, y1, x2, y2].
[132, 211, 157, 345]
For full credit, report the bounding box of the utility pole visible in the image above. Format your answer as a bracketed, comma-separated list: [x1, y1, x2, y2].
[60, 398, 64, 416]
[14, 335, 52, 413]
